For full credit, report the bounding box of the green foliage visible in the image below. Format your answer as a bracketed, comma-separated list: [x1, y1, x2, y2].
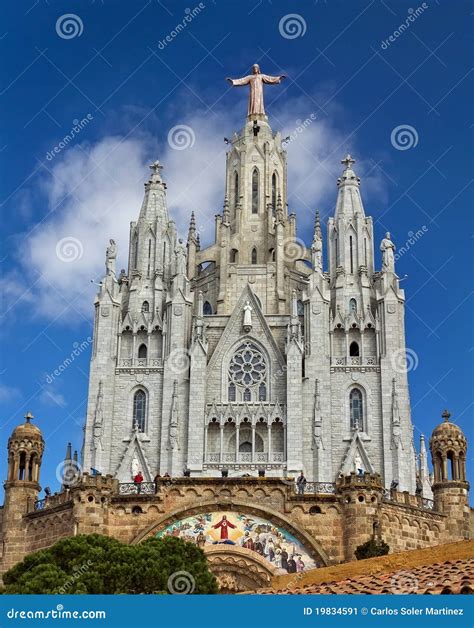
[2, 534, 218, 595]
[354, 538, 390, 560]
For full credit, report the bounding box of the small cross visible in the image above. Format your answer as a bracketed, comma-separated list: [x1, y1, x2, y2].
[442, 409, 451, 422]
[149, 160, 163, 175]
[25, 411, 34, 423]
[341, 154, 355, 169]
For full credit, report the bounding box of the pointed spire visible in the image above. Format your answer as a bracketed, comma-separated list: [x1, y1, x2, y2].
[312, 210, 323, 272]
[223, 194, 230, 224]
[65, 442, 72, 461]
[188, 211, 196, 239]
[276, 193, 284, 223]
[73, 450, 78, 463]
[335, 153, 364, 219]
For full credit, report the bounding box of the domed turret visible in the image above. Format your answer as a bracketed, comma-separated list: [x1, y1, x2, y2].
[430, 410, 467, 484]
[7, 412, 44, 484]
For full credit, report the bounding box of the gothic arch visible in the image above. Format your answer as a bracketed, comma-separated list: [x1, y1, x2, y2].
[128, 385, 150, 433]
[130, 499, 330, 567]
[345, 377, 373, 436]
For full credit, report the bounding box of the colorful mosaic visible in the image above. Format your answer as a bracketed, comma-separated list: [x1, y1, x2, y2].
[156, 510, 316, 574]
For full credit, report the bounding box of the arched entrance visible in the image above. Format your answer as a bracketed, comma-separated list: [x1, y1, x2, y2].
[132, 501, 329, 592]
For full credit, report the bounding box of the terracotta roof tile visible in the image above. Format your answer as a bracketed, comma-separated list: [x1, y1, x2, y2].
[260, 558, 473, 595]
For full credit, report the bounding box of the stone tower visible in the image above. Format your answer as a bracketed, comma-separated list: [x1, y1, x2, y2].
[430, 410, 470, 539]
[1, 413, 44, 571]
[81, 69, 419, 492]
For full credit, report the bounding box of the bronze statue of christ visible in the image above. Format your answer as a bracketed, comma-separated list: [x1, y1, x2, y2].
[226, 64, 286, 117]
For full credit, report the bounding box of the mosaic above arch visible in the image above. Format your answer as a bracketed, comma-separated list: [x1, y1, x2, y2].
[156, 510, 317, 574]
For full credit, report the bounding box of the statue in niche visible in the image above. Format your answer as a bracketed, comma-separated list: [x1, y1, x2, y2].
[175, 239, 187, 276]
[380, 232, 396, 273]
[243, 300, 253, 331]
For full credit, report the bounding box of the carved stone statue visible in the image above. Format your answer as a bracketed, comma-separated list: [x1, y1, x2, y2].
[243, 300, 253, 331]
[226, 64, 286, 117]
[169, 382, 179, 450]
[106, 239, 117, 276]
[380, 232, 396, 273]
[354, 453, 363, 474]
[131, 456, 140, 478]
[175, 239, 187, 277]
[92, 381, 103, 470]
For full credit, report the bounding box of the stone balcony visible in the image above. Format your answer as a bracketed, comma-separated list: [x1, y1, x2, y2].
[330, 356, 379, 372]
[116, 358, 163, 372]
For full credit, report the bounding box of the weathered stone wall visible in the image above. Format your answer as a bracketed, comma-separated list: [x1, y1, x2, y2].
[0, 474, 469, 582]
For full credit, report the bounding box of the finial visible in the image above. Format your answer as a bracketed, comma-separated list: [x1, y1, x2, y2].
[442, 409, 451, 422]
[149, 160, 163, 175]
[341, 154, 355, 169]
[65, 442, 72, 460]
[24, 411, 34, 423]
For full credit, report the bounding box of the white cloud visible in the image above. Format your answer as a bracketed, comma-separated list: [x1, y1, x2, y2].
[7, 92, 386, 322]
[39, 388, 67, 408]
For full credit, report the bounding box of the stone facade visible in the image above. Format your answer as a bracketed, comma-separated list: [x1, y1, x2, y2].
[82, 109, 424, 493]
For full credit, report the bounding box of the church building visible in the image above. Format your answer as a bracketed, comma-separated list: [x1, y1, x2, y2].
[0, 67, 469, 591]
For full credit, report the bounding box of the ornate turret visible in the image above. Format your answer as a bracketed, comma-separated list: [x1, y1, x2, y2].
[429, 410, 469, 538]
[7, 412, 44, 485]
[430, 410, 467, 484]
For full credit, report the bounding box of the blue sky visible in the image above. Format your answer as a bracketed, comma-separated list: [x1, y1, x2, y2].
[1, 0, 473, 493]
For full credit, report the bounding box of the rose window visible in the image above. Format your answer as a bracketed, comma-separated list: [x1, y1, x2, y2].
[228, 343, 267, 401]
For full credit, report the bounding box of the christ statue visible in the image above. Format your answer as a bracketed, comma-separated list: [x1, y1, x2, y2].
[226, 64, 286, 117]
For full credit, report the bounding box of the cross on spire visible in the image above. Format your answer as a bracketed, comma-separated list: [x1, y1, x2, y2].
[341, 154, 355, 169]
[442, 409, 451, 422]
[24, 411, 34, 423]
[149, 160, 163, 177]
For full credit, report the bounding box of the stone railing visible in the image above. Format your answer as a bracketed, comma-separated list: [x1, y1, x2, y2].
[295, 482, 336, 495]
[382, 489, 437, 512]
[332, 357, 377, 367]
[205, 452, 285, 465]
[117, 359, 162, 368]
[118, 482, 157, 495]
[422, 498, 435, 511]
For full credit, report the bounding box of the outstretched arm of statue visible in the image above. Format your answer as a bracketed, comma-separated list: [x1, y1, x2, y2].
[226, 76, 251, 86]
[262, 74, 286, 84]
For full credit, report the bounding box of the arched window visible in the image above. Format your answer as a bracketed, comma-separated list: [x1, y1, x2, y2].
[138, 344, 147, 359]
[251, 247, 257, 264]
[230, 249, 239, 263]
[229, 341, 267, 403]
[297, 299, 304, 316]
[271, 171, 277, 213]
[228, 383, 236, 402]
[133, 390, 147, 432]
[349, 298, 357, 314]
[350, 388, 363, 431]
[203, 301, 213, 315]
[142, 301, 150, 313]
[349, 341, 359, 357]
[251, 168, 259, 214]
[18, 452, 26, 481]
[234, 171, 239, 207]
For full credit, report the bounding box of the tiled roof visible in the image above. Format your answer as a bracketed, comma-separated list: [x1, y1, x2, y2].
[260, 559, 474, 595]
